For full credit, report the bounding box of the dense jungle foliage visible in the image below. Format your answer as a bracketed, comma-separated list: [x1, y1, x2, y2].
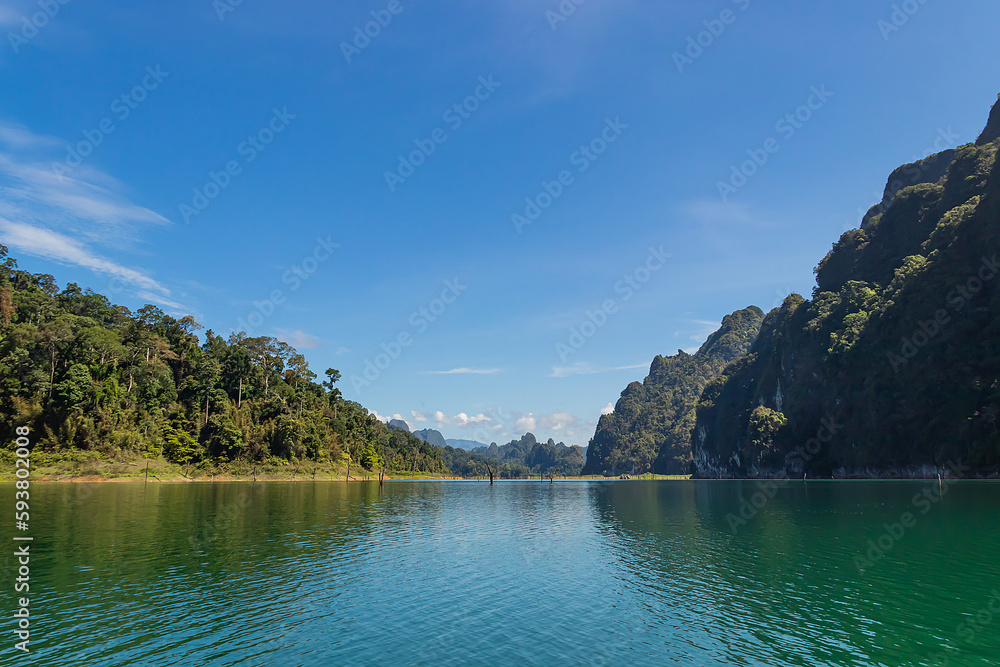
[0, 247, 446, 473]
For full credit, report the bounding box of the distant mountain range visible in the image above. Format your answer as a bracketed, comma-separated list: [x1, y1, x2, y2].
[440, 433, 586, 477]
[446, 438, 489, 450]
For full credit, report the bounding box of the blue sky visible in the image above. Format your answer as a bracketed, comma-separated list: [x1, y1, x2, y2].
[1, 0, 998, 447]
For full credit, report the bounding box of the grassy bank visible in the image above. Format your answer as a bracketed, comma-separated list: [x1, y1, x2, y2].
[0, 449, 689, 482]
[0, 449, 462, 483]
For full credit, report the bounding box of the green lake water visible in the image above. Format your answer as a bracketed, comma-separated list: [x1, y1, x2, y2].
[2, 480, 999, 666]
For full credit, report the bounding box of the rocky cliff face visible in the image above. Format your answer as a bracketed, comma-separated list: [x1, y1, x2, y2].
[693, 96, 1000, 478]
[582, 306, 764, 475]
[412, 428, 446, 448]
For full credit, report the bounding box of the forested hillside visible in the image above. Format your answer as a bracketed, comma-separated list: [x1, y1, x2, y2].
[0, 247, 445, 474]
[693, 96, 1000, 478]
[582, 307, 764, 475]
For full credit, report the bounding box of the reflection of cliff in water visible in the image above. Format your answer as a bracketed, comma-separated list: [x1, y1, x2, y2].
[586, 480, 1000, 665]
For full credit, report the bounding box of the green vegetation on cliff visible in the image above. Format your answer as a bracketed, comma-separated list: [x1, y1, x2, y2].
[582, 306, 764, 476]
[693, 96, 1000, 477]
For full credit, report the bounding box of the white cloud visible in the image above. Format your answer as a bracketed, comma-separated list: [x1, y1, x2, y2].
[407, 405, 596, 445]
[685, 200, 753, 226]
[425, 367, 501, 375]
[513, 411, 581, 434]
[601, 402, 615, 415]
[276, 329, 321, 350]
[433, 411, 492, 428]
[0, 122, 61, 150]
[409, 410, 494, 429]
[0, 219, 170, 295]
[135, 290, 187, 312]
[549, 362, 647, 378]
[515, 416, 536, 432]
[0, 152, 168, 237]
[681, 318, 722, 353]
[0, 120, 181, 308]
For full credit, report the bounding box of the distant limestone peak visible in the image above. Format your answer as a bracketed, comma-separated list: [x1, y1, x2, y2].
[388, 419, 410, 432]
[412, 428, 446, 448]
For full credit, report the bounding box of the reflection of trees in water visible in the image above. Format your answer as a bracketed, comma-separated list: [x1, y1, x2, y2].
[30, 481, 391, 663]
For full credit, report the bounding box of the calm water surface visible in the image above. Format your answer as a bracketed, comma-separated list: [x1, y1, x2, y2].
[2, 480, 999, 666]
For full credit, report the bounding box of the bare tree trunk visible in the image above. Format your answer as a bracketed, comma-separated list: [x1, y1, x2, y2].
[48, 346, 55, 400]
[237, 376, 242, 408]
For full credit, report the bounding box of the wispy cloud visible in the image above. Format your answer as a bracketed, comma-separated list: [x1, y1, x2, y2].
[0, 119, 178, 304]
[0, 219, 169, 294]
[429, 411, 493, 428]
[276, 329, 321, 350]
[549, 362, 647, 378]
[685, 200, 753, 226]
[135, 290, 187, 311]
[0, 6, 23, 28]
[680, 318, 721, 352]
[514, 411, 581, 435]
[408, 405, 594, 444]
[424, 367, 502, 375]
